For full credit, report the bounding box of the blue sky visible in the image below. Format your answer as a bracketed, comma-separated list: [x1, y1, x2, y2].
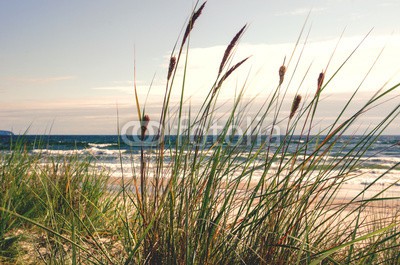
[0, 0, 399, 134]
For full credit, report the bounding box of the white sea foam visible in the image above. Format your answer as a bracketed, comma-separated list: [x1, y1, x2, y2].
[88, 143, 116, 148]
[33, 149, 86, 155]
[32, 148, 126, 156]
[87, 147, 126, 156]
[363, 156, 400, 163]
[29, 145, 399, 188]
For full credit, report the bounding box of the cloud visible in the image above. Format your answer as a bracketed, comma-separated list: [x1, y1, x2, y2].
[8, 75, 76, 84]
[91, 84, 166, 96]
[275, 7, 326, 16]
[165, 34, 400, 102]
[3, 35, 399, 135]
[379, 1, 399, 7]
[1, 101, 111, 112]
[92, 86, 133, 93]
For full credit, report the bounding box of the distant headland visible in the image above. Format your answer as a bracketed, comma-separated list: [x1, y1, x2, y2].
[0, 130, 14, 136]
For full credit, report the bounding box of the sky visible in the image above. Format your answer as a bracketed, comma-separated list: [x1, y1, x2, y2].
[0, 0, 399, 135]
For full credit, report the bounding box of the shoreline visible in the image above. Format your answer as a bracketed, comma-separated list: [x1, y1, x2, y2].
[107, 175, 400, 209]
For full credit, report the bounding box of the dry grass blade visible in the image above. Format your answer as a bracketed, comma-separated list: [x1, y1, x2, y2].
[181, 2, 207, 47]
[219, 24, 247, 74]
[133, 48, 142, 121]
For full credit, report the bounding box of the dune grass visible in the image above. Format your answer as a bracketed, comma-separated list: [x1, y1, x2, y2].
[1, 2, 400, 264]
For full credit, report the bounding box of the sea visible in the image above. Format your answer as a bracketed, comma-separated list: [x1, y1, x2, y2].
[0, 134, 399, 187]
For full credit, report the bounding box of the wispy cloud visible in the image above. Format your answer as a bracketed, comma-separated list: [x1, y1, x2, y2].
[162, 34, 400, 103]
[348, 12, 366, 21]
[92, 83, 166, 96]
[4, 35, 399, 135]
[275, 7, 326, 16]
[92, 86, 133, 93]
[379, 0, 399, 7]
[8, 75, 76, 84]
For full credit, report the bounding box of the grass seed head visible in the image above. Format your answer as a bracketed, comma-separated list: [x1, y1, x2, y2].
[215, 57, 249, 92]
[317, 71, 325, 93]
[181, 2, 206, 48]
[167, 56, 176, 81]
[219, 25, 247, 74]
[141, 115, 150, 138]
[279, 65, 286, 86]
[290, 94, 302, 119]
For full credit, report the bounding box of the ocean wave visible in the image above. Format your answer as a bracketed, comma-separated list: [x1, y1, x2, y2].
[32, 149, 86, 155]
[32, 148, 126, 156]
[364, 156, 400, 163]
[87, 147, 125, 156]
[88, 143, 116, 148]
